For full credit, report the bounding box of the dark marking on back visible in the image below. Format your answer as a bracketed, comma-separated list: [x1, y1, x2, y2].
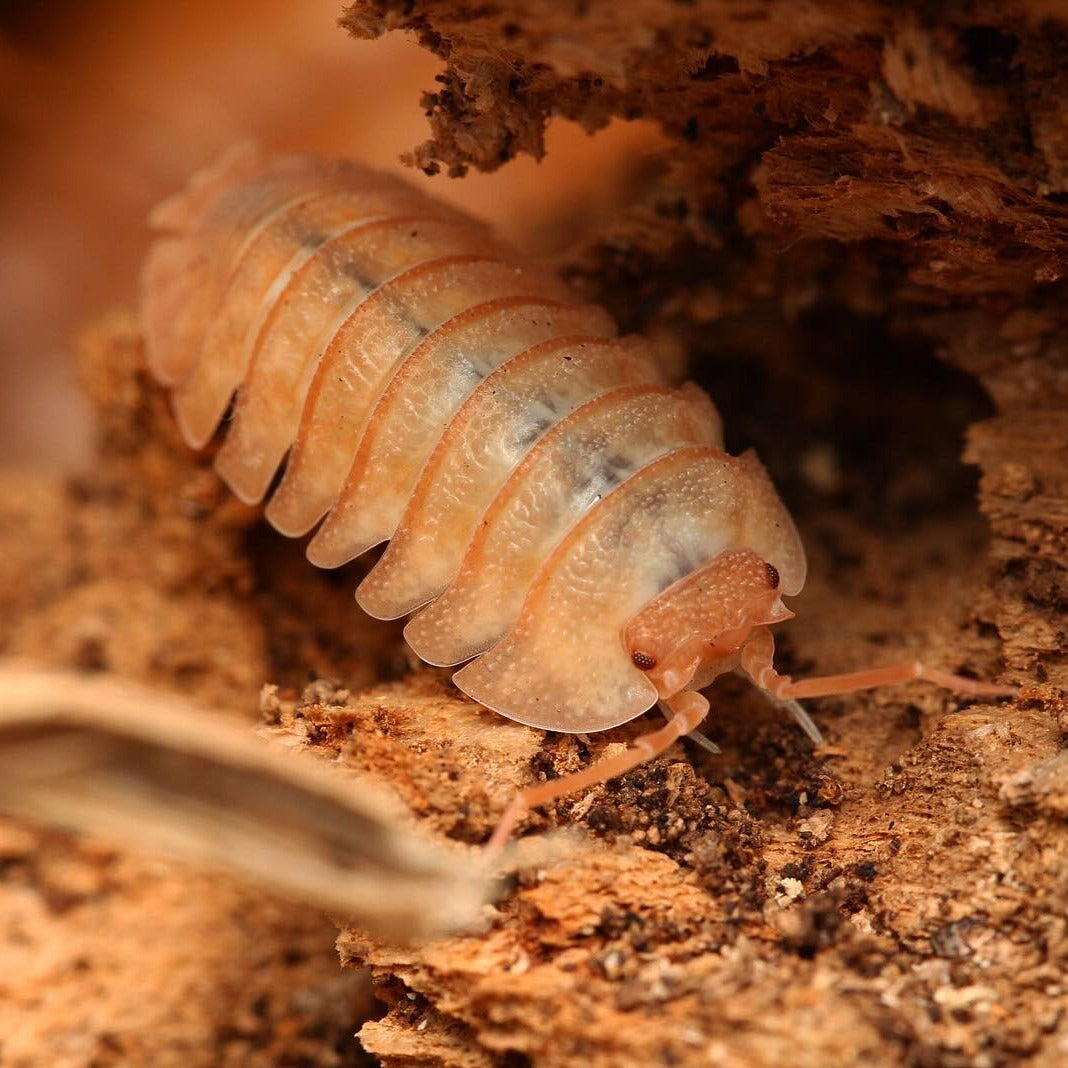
[299, 229, 329, 251]
[512, 414, 554, 451]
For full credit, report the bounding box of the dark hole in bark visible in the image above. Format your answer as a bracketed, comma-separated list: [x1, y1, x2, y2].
[957, 26, 1020, 86]
[689, 302, 995, 533]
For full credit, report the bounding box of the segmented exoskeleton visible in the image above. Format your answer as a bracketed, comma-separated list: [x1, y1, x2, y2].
[143, 145, 1015, 848]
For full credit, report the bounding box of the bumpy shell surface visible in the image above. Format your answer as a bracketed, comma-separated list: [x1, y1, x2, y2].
[142, 145, 806, 732]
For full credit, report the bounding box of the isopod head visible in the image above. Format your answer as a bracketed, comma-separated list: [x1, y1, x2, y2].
[623, 548, 795, 699]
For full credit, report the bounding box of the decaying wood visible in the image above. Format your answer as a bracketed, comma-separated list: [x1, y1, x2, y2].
[0, 255, 1061, 1066]
[3, 1, 1068, 1064]
[0, 318, 399, 1066]
[323, 2, 1068, 1064]
[0, 664, 485, 940]
[344, 1, 1068, 297]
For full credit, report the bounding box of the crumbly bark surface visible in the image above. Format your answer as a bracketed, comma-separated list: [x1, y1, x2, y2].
[3, 2, 1068, 1064]
[0, 319, 380, 1068]
[334, 3, 1068, 1063]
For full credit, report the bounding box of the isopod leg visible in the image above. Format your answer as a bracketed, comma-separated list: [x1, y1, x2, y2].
[740, 627, 1018, 702]
[485, 689, 711, 855]
[767, 695, 825, 746]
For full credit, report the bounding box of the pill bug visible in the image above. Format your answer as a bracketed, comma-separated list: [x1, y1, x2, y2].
[142, 144, 1016, 847]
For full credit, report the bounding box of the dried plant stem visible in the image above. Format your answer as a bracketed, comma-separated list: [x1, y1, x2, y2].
[0, 663, 486, 940]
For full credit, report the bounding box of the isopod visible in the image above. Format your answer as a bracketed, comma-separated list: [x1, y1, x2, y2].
[142, 144, 1016, 849]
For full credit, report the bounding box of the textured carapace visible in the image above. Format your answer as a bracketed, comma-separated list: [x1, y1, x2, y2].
[141, 144, 808, 734]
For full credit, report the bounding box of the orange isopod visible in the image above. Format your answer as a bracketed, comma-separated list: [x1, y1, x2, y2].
[142, 145, 1016, 849]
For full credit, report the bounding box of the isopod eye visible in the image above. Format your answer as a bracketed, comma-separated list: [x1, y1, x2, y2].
[765, 562, 780, 589]
[631, 650, 658, 670]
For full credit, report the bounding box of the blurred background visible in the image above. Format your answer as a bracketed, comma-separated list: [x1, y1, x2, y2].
[0, 0, 664, 469]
